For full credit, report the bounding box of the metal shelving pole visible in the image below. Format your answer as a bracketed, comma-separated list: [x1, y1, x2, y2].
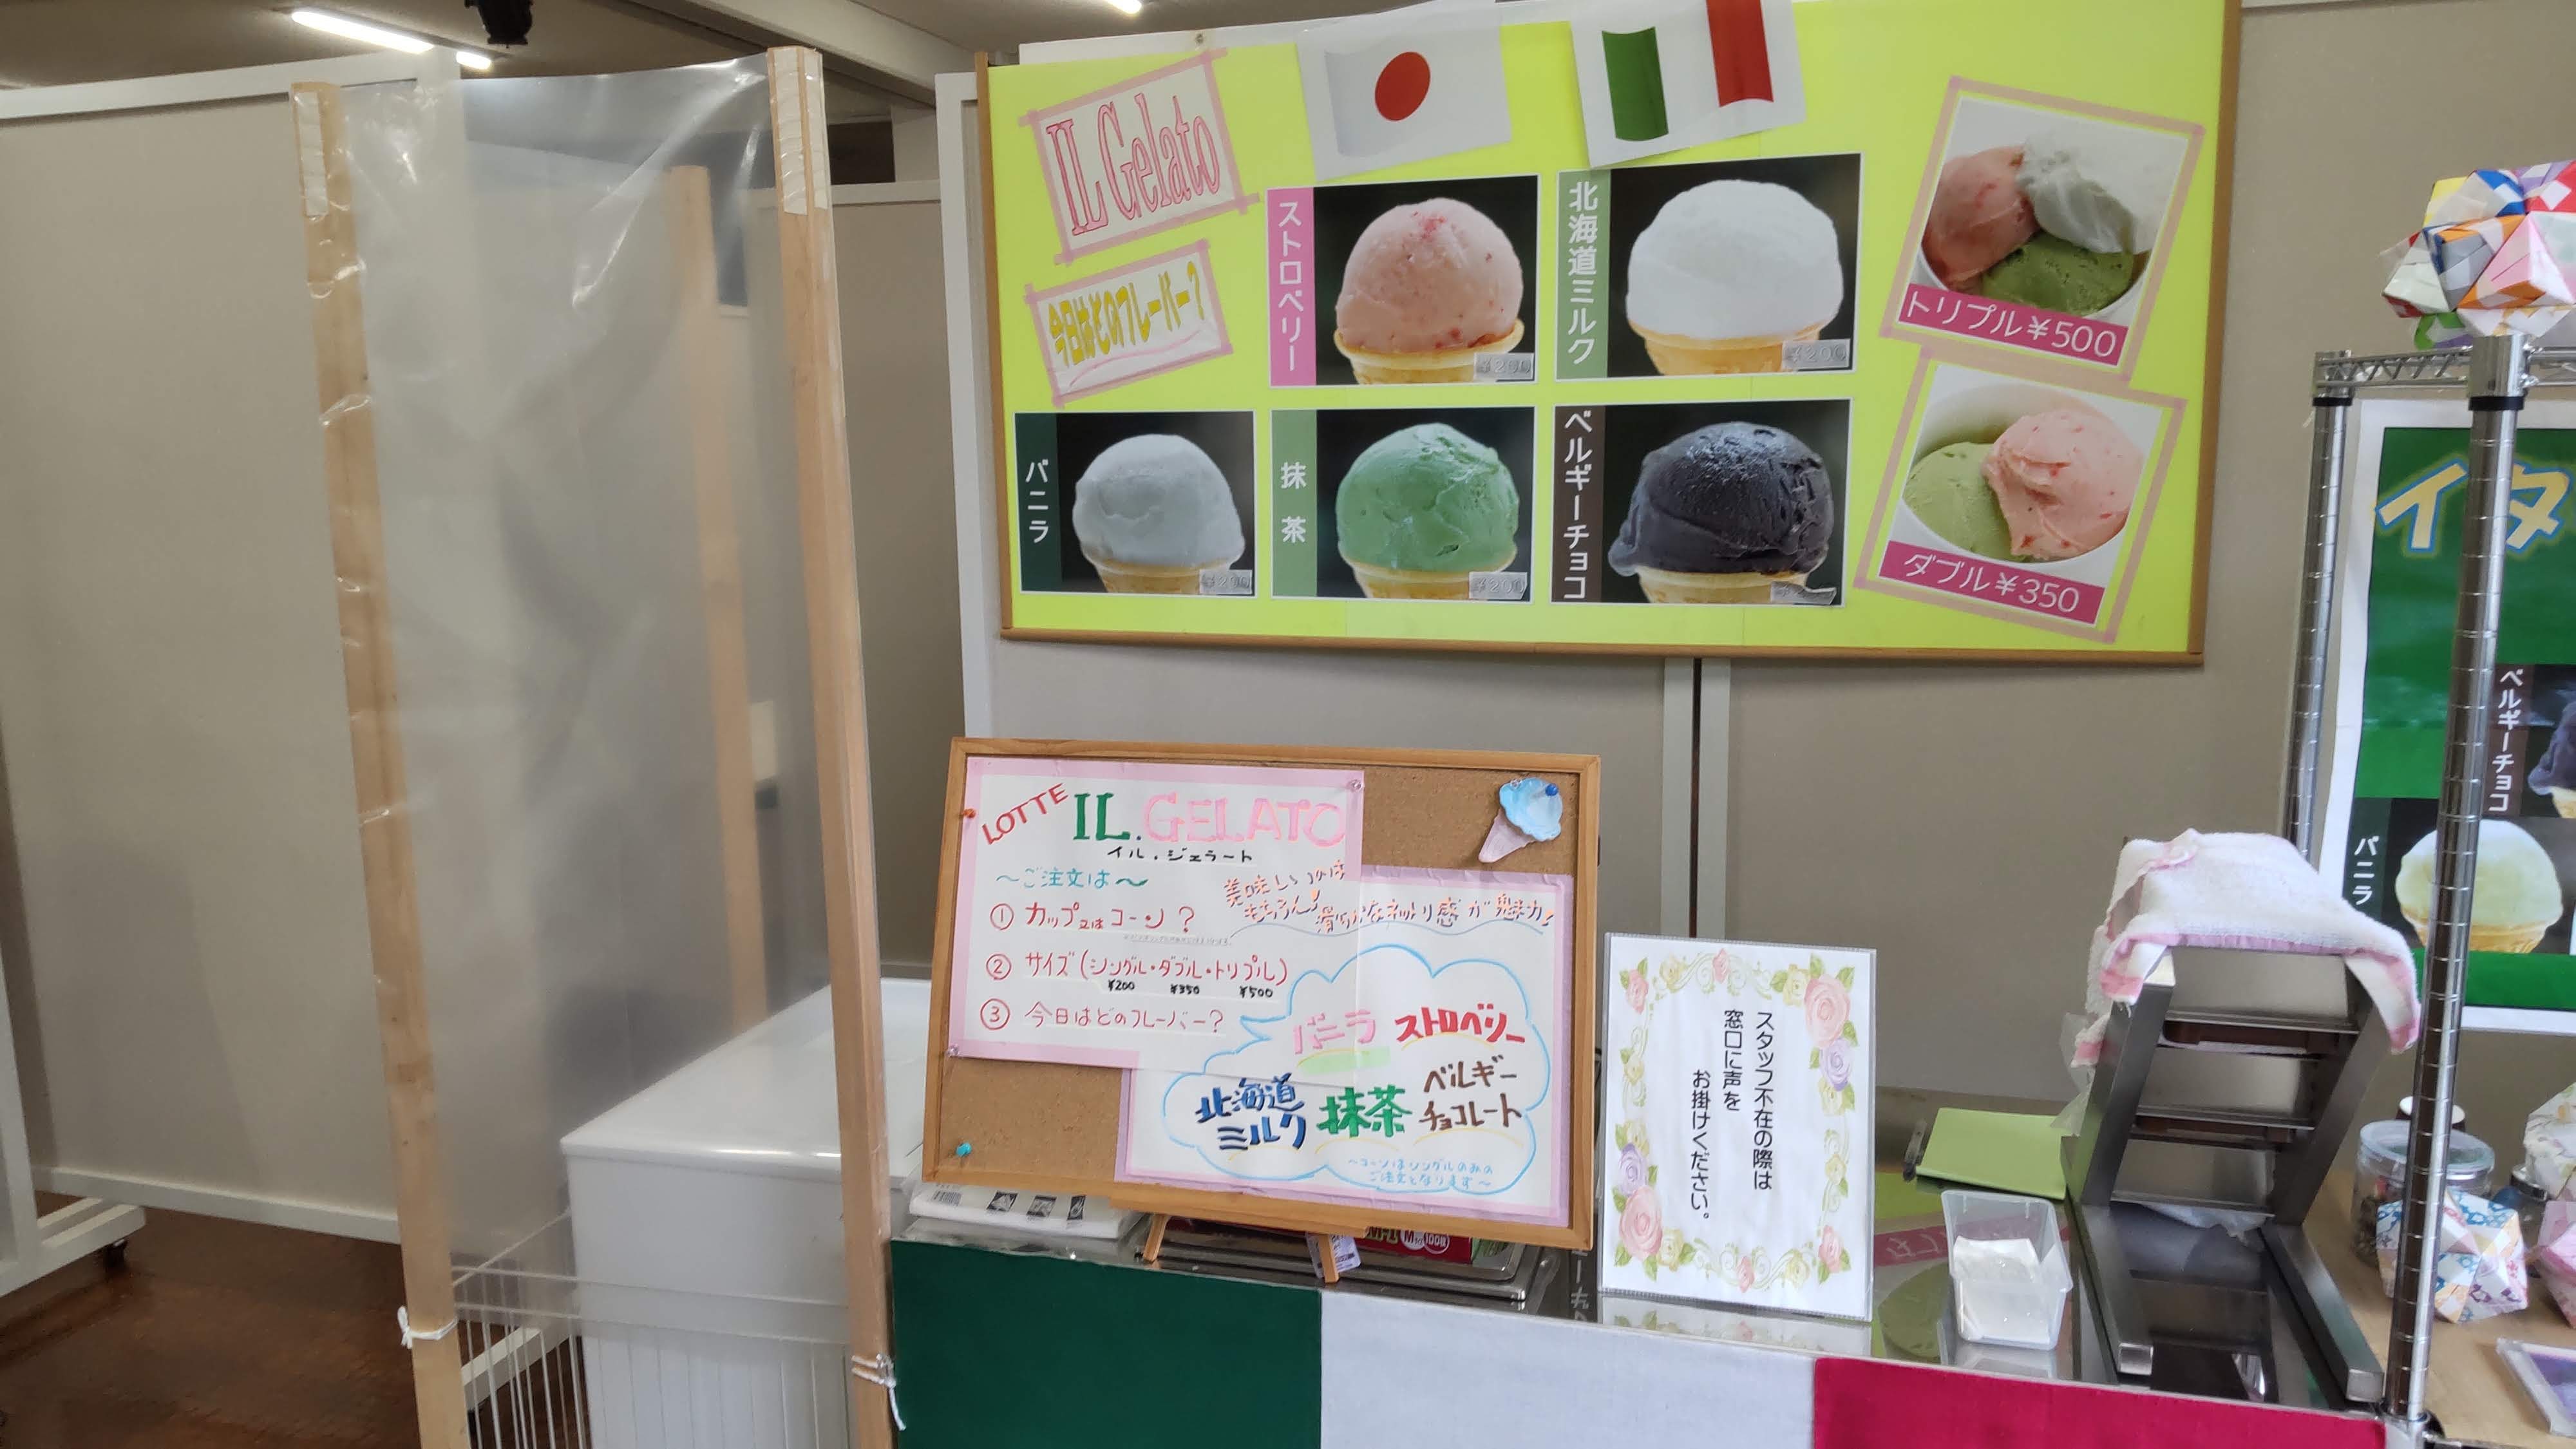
[2305, 334, 2555, 1444]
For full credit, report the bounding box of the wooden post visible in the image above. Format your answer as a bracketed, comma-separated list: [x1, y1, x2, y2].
[289, 80, 472, 1449]
[765, 47, 897, 1449]
[662, 164, 772, 1032]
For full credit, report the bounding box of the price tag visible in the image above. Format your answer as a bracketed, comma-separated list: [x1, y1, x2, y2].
[1783, 338, 1852, 371]
[1474, 351, 1539, 383]
[1199, 568, 1255, 596]
[1468, 571, 1531, 601]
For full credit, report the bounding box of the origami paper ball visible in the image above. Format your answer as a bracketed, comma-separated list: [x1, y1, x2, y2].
[2427, 169, 2529, 229]
[2465, 213, 2576, 308]
[2378, 1189, 2529, 1325]
[2432, 218, 2517, 311]
[2522, 161, 2576, 215]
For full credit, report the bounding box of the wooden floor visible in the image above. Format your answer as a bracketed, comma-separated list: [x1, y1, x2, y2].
[0, 1199, 418, 1448]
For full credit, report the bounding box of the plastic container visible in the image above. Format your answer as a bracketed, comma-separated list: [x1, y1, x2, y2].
[2351, 1116, 2495, 1263]
[1942, 1189, 2073, 1350]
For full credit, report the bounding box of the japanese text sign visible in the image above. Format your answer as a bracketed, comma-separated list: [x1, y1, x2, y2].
[1118, 869, 1575, 1226]
[1599, 935, 1875, 1320]
[949, 757, 1365, 1070]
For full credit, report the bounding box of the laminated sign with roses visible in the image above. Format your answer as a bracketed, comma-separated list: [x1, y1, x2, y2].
[1596, 935, 1876, 1321]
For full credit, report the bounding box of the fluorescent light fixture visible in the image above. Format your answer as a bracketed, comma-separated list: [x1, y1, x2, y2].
[291, 8, 431, 53]
[1099, 0, 1143, 15]
[290, 8, 492, 69]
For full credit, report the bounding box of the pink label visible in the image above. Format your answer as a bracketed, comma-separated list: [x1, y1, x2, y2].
[1022, 52, 1248, 263]
[1023, 240, 1231, 405]
[1880, 540, 2106, 625]
[1899, 284, 2128, 365]
[1875, 1225, 1947, 1267]
[1267, 187, 1316, 387]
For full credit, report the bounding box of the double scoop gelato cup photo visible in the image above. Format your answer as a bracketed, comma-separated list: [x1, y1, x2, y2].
[1068, 434, 1247, 594]
[1607, 421, 1836, 603]
[1625, 178, 1844, 377]
[1334, 198, 1526, 385]
[1332, 422, 1520, 599]
[1898, 379, 2145, 567]
[1917, 123, 2172, 324]
[2395, 819, 2567, 953]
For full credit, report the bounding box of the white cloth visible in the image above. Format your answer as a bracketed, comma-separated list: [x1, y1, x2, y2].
[2070, 831, 2423, 1070]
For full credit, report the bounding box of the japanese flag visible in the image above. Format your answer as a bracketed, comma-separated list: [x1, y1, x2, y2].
[1298, 21, 1511, 180]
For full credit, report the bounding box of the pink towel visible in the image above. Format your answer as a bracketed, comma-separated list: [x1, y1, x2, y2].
[2071, 830, 2421, 1066]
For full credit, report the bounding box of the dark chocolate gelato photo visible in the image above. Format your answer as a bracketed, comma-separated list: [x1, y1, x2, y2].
[2532, 694, 2576, 819]
[1553, 399, 1849, 607]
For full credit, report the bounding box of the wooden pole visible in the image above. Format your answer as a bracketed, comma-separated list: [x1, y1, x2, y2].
[764, 47, 896, 1449]
[662, 164, 772, 1032]
[289, 80, 472, 1449]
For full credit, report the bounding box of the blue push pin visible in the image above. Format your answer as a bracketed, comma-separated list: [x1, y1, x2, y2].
[954, 1142, 973, 1160]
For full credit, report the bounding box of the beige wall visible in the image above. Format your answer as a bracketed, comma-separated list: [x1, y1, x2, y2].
[1727, 0, 2576, 1146]
[838, 191, 965, 972]
[0, 95, 395, 1231]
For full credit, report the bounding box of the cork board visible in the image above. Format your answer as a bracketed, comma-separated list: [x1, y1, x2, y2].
[921, 738, 1600, 1249]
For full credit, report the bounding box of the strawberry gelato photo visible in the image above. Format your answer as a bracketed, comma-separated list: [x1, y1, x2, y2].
[1312, 176, 1537, 387]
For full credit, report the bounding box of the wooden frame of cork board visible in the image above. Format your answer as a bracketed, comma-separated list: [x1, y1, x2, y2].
[920, 737, 1601, 1249]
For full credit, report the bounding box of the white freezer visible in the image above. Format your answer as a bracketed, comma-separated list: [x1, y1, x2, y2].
[559, 980, 929, 1448]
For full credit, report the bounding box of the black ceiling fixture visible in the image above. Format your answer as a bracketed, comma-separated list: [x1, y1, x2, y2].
[466, 0, 533, 46]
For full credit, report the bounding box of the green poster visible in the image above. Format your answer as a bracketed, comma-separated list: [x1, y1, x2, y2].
[2345, 426, 2576, 1009]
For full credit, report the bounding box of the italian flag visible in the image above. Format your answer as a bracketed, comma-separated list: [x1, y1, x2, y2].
[1604, 0, 1781, 142]
[887, 1235, 2392, 1448]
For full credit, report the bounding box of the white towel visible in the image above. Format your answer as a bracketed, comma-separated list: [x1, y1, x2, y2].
[2069, 829, 2423, 1070]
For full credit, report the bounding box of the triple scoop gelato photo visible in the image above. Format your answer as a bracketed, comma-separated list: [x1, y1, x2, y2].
[1334, 198, 1527, 384]
[2395, 818, 2568, 954]
[1068, 433, 1247, 594]
[1332, 422, 1521, 598]
[1924, 125, 2169, 316]
[1609, 422, 1836, 603]
[1626, 178, 1844, 376]
[1902, 401, 2144, 564]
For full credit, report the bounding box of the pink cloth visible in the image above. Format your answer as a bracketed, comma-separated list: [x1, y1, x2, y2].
[2072, 831, 2421, 1067]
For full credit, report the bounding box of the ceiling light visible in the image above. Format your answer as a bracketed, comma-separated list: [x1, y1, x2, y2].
[1099, 0, 1143, 15]
[290, 8, 492, 68]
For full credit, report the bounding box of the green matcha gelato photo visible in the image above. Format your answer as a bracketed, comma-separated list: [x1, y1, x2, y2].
[1901, 441, 2014, 561]
[1976, 234, 2141, 316]
[1327, 418, 1526, 601]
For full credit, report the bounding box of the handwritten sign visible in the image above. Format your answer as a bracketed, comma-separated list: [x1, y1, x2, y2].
[1599, 935, 1875, 1320]
[1118, 869, 1574, 1226]
[1023, 240, 1231, 404]
[949, 758, 1365, 1070]
[1022, 52, 1247, 262]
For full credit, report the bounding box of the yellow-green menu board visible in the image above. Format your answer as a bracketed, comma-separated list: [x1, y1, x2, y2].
[983, 0, 2230, 658]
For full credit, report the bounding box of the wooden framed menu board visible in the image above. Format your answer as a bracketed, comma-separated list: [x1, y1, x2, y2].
[922, 738, 1600, 1247]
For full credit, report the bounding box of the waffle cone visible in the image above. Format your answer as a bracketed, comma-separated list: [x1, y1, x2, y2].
[1086, 554, 1226, 595]
[1336, 320, 1525, 385]
[2555, 787, 2576, 819]
[1632, 321, 1824, 377]
[1634, 566, 1807, 604]
[1343, 551, 1519, 600]
[2402, 908, 2555, 955]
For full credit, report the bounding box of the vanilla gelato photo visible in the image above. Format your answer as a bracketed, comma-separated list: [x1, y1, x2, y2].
[1600, 153, 1859, 379]
[1036, 411, 1255, 596]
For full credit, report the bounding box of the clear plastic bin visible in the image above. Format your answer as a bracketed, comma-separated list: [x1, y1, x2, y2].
[1942, 1189, 2073, 1350]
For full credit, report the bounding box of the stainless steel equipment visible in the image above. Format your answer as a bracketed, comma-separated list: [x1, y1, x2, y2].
[2063, 945, 2389, 1403]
